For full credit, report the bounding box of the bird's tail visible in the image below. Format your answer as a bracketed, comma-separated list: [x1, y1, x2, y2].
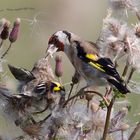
[107, 78, 129, 94]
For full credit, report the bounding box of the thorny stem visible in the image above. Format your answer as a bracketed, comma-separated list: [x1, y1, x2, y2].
[102, 96, 116, 140]
[1, 42, 12, 59]
[128, 121, 140, 140]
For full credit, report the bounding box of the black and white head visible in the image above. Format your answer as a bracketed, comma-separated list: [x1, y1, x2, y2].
[46, 30, 72, 56]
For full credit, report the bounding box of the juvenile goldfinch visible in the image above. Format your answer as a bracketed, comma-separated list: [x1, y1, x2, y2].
[8, 57, 65, 97]
[46, 30, 129, 94]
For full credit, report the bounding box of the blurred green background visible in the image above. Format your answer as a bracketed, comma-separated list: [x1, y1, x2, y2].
[0, 0, 140, 139]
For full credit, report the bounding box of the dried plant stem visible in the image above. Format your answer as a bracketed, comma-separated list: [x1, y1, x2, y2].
[87, 100, 90, 113]
[136, 12, 140, 21]
[63, 89, 82, 108]
[85, 91, 109, 106]
[63, 90, 109, 108]
[1, 42, 12, 59]
[122, 64, 129, 77]
[102, 96, 116, 140]
[128, 121, 140, 140]
[58, 77, 62, 85]
[67, 83, 74, 100]
[0, 7, 35, 12]
[69, 83, 80, 107]
[121, 131, 124, 140]
[39, 113, 52, 124]
[0, 40, 3, 48]
[126, 68, 135, 84]
[33, 103, 49, 115]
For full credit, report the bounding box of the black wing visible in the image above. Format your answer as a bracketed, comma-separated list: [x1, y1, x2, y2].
[8, 64, 36, 83]
[96, 58, 123, 82]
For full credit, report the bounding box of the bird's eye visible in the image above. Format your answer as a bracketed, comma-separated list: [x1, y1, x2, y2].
[49, 35, 59, 45]
[34, 83, 47, 95]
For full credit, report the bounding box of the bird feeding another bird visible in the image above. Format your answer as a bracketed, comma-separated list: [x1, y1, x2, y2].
[46, 30, 129, 95]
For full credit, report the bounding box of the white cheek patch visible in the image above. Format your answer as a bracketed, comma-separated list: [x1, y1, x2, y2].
[55, 31, 68, 43]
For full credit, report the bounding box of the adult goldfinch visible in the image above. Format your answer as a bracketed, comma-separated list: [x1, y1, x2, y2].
[46, 30, 129, 94]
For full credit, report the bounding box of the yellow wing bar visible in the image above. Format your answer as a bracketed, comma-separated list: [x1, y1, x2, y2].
[85, 54, 98, 61]
[89, 61, 105, 72]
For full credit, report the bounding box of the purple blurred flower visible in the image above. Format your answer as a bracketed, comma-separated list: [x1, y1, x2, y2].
[9, 18, 20, 43]
[55, 55, 63, 77]
[0, 20, 10, 40]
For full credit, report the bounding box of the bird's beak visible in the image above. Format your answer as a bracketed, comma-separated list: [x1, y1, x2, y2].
[46, 44, 58, 58]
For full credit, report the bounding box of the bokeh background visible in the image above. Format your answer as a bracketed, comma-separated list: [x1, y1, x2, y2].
[0, 0, 140, 139]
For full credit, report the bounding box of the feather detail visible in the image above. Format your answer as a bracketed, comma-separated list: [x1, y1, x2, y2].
[88, 61, 105, 72]
[96, 58, 123, 82]
[107, 78, 129, 94]
[85, 54, 98, 61]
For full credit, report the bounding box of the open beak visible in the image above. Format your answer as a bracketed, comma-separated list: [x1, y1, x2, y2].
[45, 44, 58, 58]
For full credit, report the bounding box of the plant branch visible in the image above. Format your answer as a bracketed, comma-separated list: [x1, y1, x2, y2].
[126, 68, 135, 84]
[122, 64, 129, 78]
[67, 83, 74, 100]
[1, 42, 12, 59]
[0, 40, 3, 48]
[102, 96, 116, 140]
[63, 90, 109, 108]
[128, 121, 140, 140]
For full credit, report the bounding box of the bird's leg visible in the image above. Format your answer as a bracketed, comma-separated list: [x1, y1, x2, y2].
[126, 67, 135, 84]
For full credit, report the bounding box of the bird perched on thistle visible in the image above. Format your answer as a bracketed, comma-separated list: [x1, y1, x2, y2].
[46, 30, 129, 94]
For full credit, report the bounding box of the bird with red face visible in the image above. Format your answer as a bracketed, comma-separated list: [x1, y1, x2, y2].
[46, 30, 129, 94]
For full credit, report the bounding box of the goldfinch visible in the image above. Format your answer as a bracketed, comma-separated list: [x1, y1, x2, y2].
[8, 57, 65, 97]
[46, 30, 129, 94]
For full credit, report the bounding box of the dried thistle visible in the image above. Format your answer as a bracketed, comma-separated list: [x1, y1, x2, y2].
[109, 0, 139, 17]
[134, 22, 140, 38]
[1, 18, 20, 59]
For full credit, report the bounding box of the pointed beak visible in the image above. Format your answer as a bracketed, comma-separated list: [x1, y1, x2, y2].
[45, 44, 58, 58]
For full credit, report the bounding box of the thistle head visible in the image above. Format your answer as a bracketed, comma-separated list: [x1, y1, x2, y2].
[0, 20, 10, 40]
[55, 55, 63, 77]
[9, 18, 20, 43]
